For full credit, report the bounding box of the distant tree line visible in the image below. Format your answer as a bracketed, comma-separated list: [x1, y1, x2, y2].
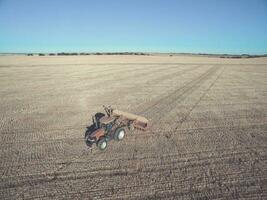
[30, 52, 150, 56]
[26, 52, 266, 58]
[220, 54, 267, 59]
[57, 52, 149, 56]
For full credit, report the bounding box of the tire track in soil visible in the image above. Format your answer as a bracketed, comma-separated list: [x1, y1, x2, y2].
[90, 64, 202, 109]
[169, 66, 225, 134]
[137, 65, 219, 118]
[130, 66, 220, 140]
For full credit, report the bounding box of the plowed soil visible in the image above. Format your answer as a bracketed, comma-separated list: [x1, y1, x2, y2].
[0, 55, 266, 199]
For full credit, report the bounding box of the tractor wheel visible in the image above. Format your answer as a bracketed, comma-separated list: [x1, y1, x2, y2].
[114, 127, 126, 141]
[97, 138, 107, 150]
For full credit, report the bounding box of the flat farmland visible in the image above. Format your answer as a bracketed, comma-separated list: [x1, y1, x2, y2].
[0, 55, 266, 199]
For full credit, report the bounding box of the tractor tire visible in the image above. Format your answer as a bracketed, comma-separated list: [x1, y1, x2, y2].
[114, 127, 126, 141]
[97, 138, 107, 150]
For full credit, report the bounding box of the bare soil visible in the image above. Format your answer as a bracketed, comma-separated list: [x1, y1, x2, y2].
[0, 55, 266, 199]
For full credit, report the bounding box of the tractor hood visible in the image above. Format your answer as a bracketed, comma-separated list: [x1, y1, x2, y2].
[90, 128, 105, 140]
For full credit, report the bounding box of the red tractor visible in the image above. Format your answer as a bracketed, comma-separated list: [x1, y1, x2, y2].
[85, 106, 149, 150]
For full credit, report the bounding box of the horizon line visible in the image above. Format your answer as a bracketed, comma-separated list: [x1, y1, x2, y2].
[1, 52, 267, 56]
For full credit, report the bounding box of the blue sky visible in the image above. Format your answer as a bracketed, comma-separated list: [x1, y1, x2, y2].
[0, 0, 267, 54]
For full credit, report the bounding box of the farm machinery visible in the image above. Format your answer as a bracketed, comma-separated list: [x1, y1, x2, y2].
[85, 106, 149, 150]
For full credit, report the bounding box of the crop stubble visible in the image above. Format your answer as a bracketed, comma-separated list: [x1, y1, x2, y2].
[0, 56, 266, 199]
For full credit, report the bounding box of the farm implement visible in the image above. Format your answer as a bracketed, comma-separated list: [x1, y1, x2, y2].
[85, 106, 149, 150]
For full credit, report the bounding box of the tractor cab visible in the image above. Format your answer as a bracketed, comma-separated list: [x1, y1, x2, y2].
[99, 116, 116, 132]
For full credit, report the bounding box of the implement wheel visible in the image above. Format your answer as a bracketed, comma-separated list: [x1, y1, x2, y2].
[114, 127, 126, 141]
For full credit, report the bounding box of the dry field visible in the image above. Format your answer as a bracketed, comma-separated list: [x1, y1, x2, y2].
[0, 55, 266, 199]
